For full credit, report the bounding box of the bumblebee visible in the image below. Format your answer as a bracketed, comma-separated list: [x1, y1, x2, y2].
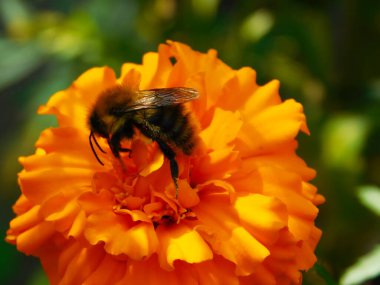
[88, 83, 199, 195]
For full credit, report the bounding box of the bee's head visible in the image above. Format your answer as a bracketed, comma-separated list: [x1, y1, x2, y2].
[88, 110, 113, 138]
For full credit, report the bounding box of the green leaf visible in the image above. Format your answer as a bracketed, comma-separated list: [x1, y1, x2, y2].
[358, 185, 380, 216]
[340, 245, 380, 285]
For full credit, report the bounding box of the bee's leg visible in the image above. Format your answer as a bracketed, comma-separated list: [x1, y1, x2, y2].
[119, 147, 132, 158]
[136, 123, 179, 197]
[108, 132, 131, 156]
[107, 136, 120, 158]
[119, 122, 134, 157]
[107, 135, 127, 172]
[156, 140, 179, 198]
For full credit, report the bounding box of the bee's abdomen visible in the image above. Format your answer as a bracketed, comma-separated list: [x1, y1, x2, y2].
[147, 105, 195, 155]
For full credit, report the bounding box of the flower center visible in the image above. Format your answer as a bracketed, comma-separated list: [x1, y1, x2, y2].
[92, 154, 198, 227]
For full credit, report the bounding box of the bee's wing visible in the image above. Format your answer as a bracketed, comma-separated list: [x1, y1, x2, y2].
[126, 87, 199, 111]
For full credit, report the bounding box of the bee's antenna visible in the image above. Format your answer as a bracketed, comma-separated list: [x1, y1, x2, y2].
[92, 132, 106, 154]
[89, 131, 104, 166]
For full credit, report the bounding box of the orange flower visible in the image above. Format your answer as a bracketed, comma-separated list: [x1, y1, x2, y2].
[6, 41, 324, 285]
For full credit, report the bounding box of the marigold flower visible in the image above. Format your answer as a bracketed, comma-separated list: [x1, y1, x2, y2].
[6, 41, 324, 285]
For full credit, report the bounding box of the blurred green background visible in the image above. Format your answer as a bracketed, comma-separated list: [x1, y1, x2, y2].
[1, 0, 379, 284]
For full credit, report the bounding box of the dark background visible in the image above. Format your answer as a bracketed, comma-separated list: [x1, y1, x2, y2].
[1, 0, 379, 284]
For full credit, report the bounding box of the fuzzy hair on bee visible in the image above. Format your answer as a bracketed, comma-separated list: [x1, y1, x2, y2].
[88, 82, 199, 197]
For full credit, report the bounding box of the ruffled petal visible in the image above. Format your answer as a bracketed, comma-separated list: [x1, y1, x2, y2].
[166, 41, 234, 111]
[156, 223, 213, 270]
[18, 166, 94, 204]
[241, 80, 282, 118]
[191, 148, 241, 184]
[195, 195, 270, 276]
[241, 150, 316, 182]
[115, 256, 182, 285]
[237, 99, 309, 157]
[15, 221, 55, 254]
[83, 254, 126, 285]
[234, 194, 288, 245]
[178, 180, 200, 208]
[217, 67, 258, 111]
[57, 243, 106, 285]
[85, 210, 158, 259]
[199, 108, 243, 150]
[37, 190, 90, 239]
[35, 127, 107, 169]
[131, 139, 164, 176]
[194, 255, 239, 285]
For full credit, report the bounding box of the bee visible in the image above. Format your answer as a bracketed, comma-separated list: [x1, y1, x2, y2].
[88, 83, 199, 196]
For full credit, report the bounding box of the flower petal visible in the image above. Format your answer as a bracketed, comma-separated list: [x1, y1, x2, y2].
[15, 221, 55, 254]
[237, 99, 309, 157]
[57, 243, 106, 285]
[115, 256, 182, 285]
[239, 145, 316, 183]
[259, 168, 318, 219]
[67, 210, 86, 238]
[156, 223, 213, 270]
[72, 67, 117, 100]
[241, 79, 282, 118]
[85, 210, 158, 259]
[195, 196, 270, 275]
[166, 41, 234, 110]
[77, 190, 115, 214]
[253, 167, 322, 250]
[83, 254, 126, 285]
[234, 194, 288, 245]
[239, 266, 276, 285]
[178, 180, 200, 208]
[194, 255, 239, 285]
[18, 167, 94, 204]
[8, 204, 41, 234]
[131, 139, 164, 177]
[199, 108, 243, 151]
[39, 67, 116, 129]
[191, 148, 241, 184]
[217, 67, 258, 111]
